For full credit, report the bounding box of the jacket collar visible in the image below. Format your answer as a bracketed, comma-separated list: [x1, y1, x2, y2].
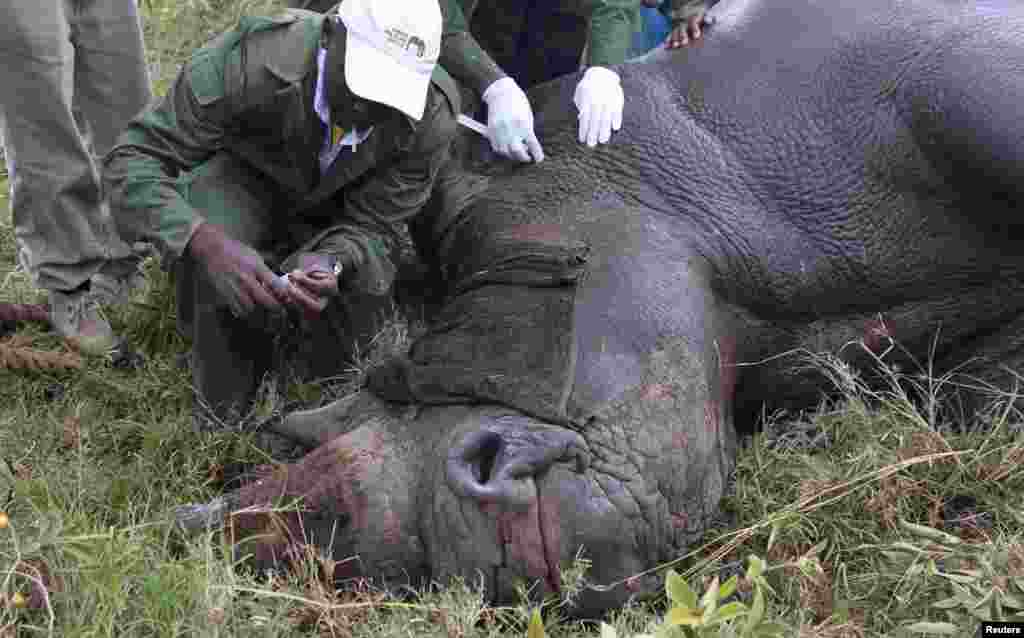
[262, 11, 323, 84]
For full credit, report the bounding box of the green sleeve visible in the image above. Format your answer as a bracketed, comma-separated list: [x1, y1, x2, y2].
[102, 43, 235, 261]
[665, 0, 708, 24]
[438, 0, 506, 96]
[585, 0, 642, 68]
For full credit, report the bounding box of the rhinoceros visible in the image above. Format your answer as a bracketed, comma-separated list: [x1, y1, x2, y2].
[175, 0, 1024, 617]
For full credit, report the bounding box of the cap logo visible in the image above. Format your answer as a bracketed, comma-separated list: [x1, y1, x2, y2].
[384, 28, 426, 58]
[406, 36, 426, 58]
[336, 0, 441, 120]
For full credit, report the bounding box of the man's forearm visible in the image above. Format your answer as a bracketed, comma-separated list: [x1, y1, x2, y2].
[439, 32, 507, 96]
[587, 0, 643, 68]
[103, 139, 207, 262]
[102, 51, 229, 262]
[437, 0, 508, 96]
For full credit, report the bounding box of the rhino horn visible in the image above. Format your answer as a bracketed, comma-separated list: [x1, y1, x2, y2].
[269, 392, 364, 447]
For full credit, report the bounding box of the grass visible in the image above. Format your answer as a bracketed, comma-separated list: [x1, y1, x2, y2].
[1, 1, 1023, 636]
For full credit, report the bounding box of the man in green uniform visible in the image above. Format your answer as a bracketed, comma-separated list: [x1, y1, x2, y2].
[0, 0, 151, 355]
[103, 0, 458, 425]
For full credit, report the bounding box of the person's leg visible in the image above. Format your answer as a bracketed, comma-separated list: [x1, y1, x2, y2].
[470, 0, 530, 84]
[177, 152, 406, 423]
[281, 281, 396, 382]
[73, 0, 151, 158]
[278, 200, 404, 382]
[186, 259, 278, 427]
[515, 2, 587, 88]
[0, 1, 107, 292]
[0, 0, 117, 353]
[510, 0, 542, 86]
[73, 0, 153, 298]
[537, 10, 588, 85]
[174, 153, 282, 425]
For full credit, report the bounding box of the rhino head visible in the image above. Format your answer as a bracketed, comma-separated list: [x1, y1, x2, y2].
[182, 335, 733, 616]
[176, 186, 738, 615]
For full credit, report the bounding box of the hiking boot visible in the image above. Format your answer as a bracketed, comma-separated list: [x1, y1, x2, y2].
[48, 287, 119, 355]
[91, 258, 148, 306]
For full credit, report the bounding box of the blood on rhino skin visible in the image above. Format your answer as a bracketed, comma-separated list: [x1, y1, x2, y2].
[175, 0, 1024, 617]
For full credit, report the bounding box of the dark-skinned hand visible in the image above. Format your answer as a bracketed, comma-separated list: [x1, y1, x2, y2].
[666, 13, 711, 49]
[187, 222, 290, 319]
[282, 252, 340, 322]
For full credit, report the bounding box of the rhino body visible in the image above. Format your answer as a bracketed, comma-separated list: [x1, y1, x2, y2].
[180, 0, 1024, 616]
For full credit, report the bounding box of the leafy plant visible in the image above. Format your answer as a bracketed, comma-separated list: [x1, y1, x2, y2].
[582, 557, 787, 638]
[878, 519, 1024, 634]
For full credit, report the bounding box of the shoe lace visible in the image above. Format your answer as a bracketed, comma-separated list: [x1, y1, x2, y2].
[67, 292, 104, 328]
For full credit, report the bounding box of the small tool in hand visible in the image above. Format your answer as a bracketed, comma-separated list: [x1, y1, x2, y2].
[276, 260, 342, 287]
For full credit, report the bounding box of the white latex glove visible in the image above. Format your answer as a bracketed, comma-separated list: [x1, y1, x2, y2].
[482, 77, 545, 163]
[573, 66, 624, 147]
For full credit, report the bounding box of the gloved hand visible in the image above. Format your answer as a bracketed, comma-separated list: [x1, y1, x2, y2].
[482, 77, 545, 163]
[281, 252, 340, 320]
[573, 66, 624, 147]
[187, 222, 289, 319]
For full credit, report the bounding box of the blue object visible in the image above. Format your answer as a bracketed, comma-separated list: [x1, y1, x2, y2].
[629, 5, 671, 58]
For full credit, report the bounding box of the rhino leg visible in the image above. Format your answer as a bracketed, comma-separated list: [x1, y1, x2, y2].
[731, 279, 1024, 420]
[932, 311, 1024, 421]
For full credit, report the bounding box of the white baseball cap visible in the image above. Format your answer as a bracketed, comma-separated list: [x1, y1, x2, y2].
[335, 0, 442, 121]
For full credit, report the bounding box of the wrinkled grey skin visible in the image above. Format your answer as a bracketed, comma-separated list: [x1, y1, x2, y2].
[176, 0, 1024, 617]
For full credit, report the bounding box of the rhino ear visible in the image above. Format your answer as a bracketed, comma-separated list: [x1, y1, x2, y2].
[271, 391, 389, 447]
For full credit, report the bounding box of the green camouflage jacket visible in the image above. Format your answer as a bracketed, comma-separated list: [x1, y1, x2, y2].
[103, 10, 459, 275]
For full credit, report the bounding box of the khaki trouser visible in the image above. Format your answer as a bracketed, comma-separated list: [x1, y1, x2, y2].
[0, 0, 151, 292]
[175, 153, 394, 424]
